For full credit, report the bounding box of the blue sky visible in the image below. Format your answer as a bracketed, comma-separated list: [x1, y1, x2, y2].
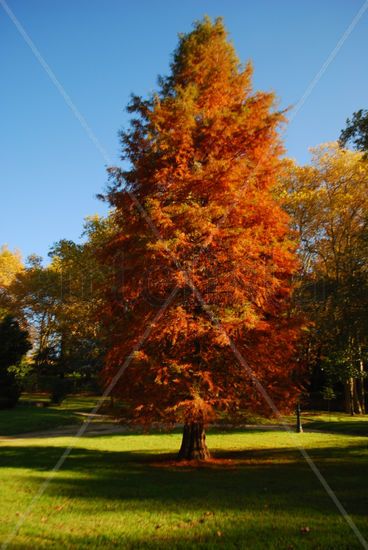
[1, 0, 367, 260]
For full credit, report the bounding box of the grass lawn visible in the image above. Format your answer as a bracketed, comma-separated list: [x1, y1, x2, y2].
[0, 395, 100, 436]
[302, 412, 368, 437]
[0, 427, 367, 549]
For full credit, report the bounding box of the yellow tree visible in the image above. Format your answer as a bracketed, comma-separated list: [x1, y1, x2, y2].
[0, 245, 23, 287]
[282, 143, 368, 413]
[8, 217, 111, 383]
[0, 245, 24, 317]
[47, 216, 113, 379]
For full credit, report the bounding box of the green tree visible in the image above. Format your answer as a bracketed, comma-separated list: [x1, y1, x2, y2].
[340, 109, 368, 155]
[0, 315, 31, 408]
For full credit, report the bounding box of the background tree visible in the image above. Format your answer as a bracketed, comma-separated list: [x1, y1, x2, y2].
[10, 254, 60, 380]
[0, 245, 24, 317]
[7, 216, 110, 394]
[99, 17, 302, 460]
[0, 315, 31, 408]
[282, 143, 368, 414]
[340, 109, 368, 156]
[47, 216, 111, 384]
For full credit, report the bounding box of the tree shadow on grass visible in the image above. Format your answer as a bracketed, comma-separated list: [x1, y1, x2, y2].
[1, 437, 367, 549]
[304, 420, 368, 437]
[0, 437, 367, 512]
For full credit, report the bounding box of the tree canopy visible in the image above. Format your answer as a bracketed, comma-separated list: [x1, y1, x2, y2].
[0, 245, 24, 317]
[99, 17, 302, 458]
[340, 109, 368, 156]
[282, 143, 368, 413]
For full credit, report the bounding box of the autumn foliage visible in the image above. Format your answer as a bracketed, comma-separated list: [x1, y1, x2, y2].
[99, 18, 302, 456]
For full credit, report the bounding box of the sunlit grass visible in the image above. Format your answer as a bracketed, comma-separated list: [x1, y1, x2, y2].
[0, 429, 367, 548]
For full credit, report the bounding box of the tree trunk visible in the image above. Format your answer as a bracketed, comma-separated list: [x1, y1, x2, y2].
[344, 378, 355, 415]
[358, 358, 366, 414]
[353, 378, 363, 414]
[178, 422, 210, 460]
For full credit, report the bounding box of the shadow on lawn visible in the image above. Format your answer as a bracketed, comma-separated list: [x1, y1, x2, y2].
[1, 437, 368, 549]
[304, 420, 368, 437]
[1, 437, 367, 514]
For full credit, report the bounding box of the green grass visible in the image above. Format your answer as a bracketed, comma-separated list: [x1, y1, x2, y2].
[0, 429, 367, 549]
[0, 396, 100, 436]
[302, 412, 368, 437]
[1, 402, 368, 548]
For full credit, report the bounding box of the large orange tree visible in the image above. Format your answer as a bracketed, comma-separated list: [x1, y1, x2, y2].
[99, 18, 301, 459]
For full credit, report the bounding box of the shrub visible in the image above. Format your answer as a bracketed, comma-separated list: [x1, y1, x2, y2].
[50, 378, 70, 405]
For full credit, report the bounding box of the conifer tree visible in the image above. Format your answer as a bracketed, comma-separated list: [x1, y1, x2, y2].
[99, 18, 301, 459]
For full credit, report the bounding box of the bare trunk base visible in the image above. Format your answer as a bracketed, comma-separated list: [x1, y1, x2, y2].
[345, 378, 365, 415]
[178, 422, 210, 460]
